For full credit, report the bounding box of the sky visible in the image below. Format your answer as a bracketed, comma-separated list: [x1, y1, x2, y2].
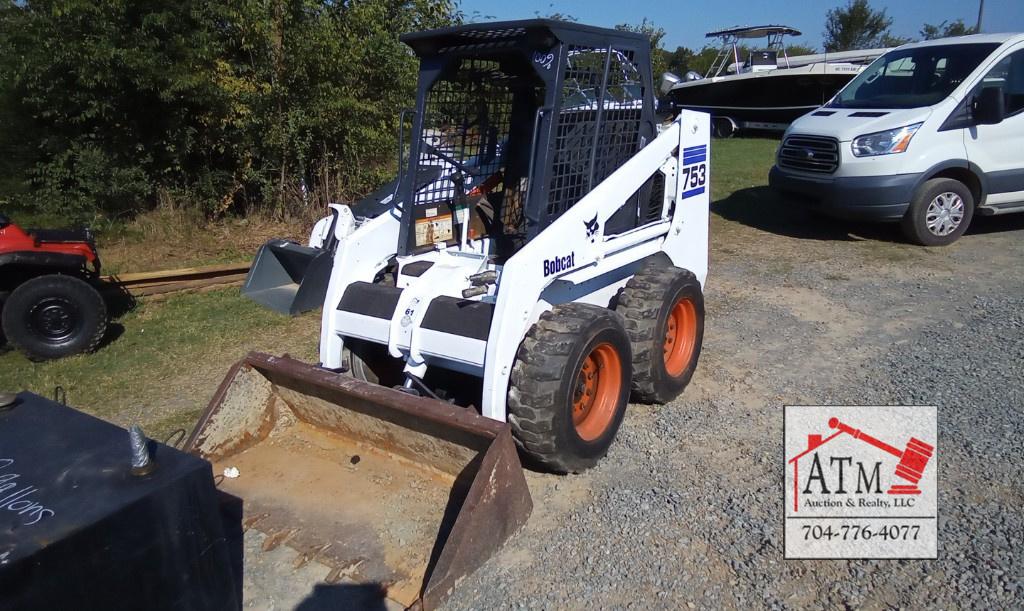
[460, 0, 1024, 51]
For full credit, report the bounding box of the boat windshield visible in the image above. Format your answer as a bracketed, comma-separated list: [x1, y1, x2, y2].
[830, 43, 1000, 109]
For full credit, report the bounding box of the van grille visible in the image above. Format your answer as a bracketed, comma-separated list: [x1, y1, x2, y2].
[778, 135, 839, 174]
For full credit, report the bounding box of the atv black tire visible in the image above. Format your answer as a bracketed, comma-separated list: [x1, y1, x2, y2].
[616, 262, 704, 403]
[508, 302, 632, 473]
[2, 274, 107, 361]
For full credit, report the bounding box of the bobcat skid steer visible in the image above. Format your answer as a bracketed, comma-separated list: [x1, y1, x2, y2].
[191, 20, 710, 609]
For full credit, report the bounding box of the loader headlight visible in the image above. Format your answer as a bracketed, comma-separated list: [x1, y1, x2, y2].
[851, 123, 922, 157]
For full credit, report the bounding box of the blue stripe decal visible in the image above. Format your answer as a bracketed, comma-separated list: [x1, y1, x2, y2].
[682, 144, 707, 153]
[682, 154, 706, 164]
[681, 186, 706, 199]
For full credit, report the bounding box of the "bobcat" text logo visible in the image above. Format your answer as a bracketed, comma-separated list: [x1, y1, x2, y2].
[543, 252, 575, 277]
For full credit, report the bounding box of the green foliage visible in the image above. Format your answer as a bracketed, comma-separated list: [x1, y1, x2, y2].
[683, 45, 750, 77]
[823, 0, 896, 52]
[536, 12, 577, 22]
[878, 33, 912, 47]
[615, 18, 668, 77]
[690, 46, 726, 76]
[32, 143, 153, 220]
[786, 44, 818, 57]
[921, 19, 977, 40]
[0, 0, 457, 221]
[663, 46, 695, 76]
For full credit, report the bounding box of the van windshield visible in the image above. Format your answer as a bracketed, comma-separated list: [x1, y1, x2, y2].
[830, 43, 1000, 109]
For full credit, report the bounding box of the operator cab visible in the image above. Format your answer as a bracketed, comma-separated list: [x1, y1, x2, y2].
[394, 20, 658, 264]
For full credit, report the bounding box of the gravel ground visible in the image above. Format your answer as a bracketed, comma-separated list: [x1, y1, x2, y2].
[224, 197, 1023, 609]
[446, 206, 1024, 609]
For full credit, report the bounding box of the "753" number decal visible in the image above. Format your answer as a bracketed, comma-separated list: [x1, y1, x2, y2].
[681, 163, 707, 198]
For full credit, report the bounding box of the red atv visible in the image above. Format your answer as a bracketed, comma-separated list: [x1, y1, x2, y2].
[0, 212, 108, 360]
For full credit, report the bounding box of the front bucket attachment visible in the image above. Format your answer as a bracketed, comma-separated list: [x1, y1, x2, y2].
[241, 240, 334, 315]
[186, 353, 532, 610]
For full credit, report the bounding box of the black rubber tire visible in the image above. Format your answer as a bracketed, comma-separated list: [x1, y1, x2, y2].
[712, 117, 736, 138]
[900, 178, 974, 246]
[507, 302, 632, 474]
[2, 274, 107, 361]
[616, 262, 705, 404]
[344, 337, 405, 388]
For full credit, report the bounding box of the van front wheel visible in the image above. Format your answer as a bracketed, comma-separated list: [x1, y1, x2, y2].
[901, 178, 974, 246]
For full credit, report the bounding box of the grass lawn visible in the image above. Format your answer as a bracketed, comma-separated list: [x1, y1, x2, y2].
[0, 289, 320, 439]
[0, 137, 783, 438]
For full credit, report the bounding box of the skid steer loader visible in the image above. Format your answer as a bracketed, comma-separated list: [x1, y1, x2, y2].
[193, 19, 710, 609]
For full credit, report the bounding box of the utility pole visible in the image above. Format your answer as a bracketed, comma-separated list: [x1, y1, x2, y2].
[976, 0, 985, 33]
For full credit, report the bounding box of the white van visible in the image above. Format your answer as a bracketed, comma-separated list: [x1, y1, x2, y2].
[770, 33, 1024, 245]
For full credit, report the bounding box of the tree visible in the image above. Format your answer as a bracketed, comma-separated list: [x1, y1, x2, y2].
[0, 0, 458, 220]
[921, 19, 977, 40]
[823, 0, 896, 51]
[690, 45, 729, 76]
[0, 0, 234, 218]
[537, 12, 577, 22]
[786, 44, 818, 57]
[664, 46, 696, 76]
[616, 18, 668, 77]
[878, 33, 912, 47]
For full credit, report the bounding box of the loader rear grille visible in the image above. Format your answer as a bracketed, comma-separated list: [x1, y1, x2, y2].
[778, 135, 840, 174]
[436, 27, 528, 53]
[641, 170, 666, 224]
[546, 46, 646, 232]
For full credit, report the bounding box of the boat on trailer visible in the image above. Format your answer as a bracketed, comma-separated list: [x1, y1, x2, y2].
[662, 25, 887, 136]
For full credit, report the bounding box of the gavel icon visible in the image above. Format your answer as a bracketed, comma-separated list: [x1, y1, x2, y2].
[829, 417, 934, 495]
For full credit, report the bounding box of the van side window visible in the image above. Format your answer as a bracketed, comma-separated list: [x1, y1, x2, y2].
[980, 49, 1024, 116]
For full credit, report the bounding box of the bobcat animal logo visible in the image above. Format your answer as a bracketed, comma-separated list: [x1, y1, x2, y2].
[584, 214, 599, 239]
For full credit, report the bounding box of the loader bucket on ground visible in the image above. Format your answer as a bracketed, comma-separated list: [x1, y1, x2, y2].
[186, 352, 533, 610]
[241, 240, 334, 315]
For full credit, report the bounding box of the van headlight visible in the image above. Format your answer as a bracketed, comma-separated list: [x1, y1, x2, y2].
[851, 123, 922, 157]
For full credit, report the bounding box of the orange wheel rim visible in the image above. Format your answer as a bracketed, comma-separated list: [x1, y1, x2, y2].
[571, 343, 622, 441]
[663, 298, 698, 378]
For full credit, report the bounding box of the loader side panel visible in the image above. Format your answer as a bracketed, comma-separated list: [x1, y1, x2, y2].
[338, 281, 403, 320]
[419, 296, 494, 341]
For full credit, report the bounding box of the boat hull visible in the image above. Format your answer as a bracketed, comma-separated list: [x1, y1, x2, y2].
[665, 69, 858, 132]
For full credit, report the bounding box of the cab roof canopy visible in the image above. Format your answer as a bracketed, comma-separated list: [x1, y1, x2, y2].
[400, 18, 648, 57]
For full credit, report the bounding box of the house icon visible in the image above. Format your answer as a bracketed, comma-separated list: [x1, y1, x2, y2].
[787, 430, 843, 512]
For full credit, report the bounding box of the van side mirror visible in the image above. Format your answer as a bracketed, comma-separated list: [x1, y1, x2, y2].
[972, 86, 1006, 125]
